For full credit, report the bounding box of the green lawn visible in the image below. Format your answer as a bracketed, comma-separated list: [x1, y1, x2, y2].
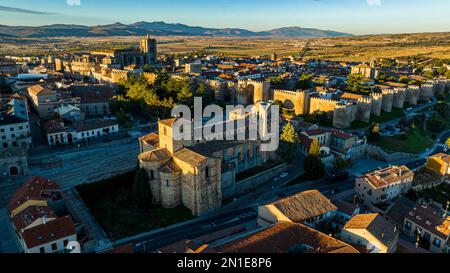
[350, 108, 405, 129]
[370, 127, 434, 154]
[76, 171, 194, 240]
[445, 92, 450, 103]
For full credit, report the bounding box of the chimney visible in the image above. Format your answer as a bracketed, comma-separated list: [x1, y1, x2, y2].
[381, 233, 385, 239]
[394, 225, 397, 233]
[42, 216, 47, 225]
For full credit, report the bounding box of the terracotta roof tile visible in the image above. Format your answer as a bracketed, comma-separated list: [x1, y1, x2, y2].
[21, 215, 76, 249]
[218, 222, 358, 253]
[8, 176, 60, 213]
[272, 190, 337, 223]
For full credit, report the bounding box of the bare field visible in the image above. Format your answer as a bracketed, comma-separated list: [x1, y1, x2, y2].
[1, 32, 450, 61]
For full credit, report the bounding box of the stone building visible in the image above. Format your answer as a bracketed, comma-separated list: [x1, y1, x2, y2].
[138, 118, 269, 216]
[0, 148, 29, 178]
[351, 64, 381, 80]
[355, 165, 414, 206]
[341, 213, 399, 253]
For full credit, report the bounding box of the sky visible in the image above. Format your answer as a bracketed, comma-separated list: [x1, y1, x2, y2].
[0, 0, 449, 35]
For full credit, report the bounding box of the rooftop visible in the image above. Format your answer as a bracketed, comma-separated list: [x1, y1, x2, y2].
[429, 153, 450, 164]
[27, 85, 55, 96]
[73, 119, 118, 132]
[362, 165, 414, 189]
[8, 176, 60, 213]
[344, 213, 399, 247]
[270, 190, 337, 223]
[43, 120, 66, 134]
[138, 148, 171, 163]
[12, 206, 57, 232]
[217, 222, 358, 253]
[173, 148, 208, 167]
[406, 205, 450, 239]
[21, 215, 76, 249]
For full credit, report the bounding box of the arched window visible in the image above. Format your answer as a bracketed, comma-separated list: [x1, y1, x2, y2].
[150, 170, 154, 179]
[205, 166, 209, 179]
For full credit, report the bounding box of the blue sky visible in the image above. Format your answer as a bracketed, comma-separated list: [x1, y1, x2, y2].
[0, 0, 449, 35]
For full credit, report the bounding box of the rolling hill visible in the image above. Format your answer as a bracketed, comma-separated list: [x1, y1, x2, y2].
[0, 21, 353, 38]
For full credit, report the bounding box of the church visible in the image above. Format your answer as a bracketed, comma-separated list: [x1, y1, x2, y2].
[138, 116, 271, 216]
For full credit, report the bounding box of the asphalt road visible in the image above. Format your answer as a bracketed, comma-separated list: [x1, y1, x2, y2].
[122, 208, 258, 253]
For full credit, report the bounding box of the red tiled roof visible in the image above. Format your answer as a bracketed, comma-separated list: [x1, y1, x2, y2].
[304, 128, 325, 137]
[8, 176, 60, 213]
[298, 135, 313, 149]
[43, 120, 66, 134]
[13, 206, 57, 232]
[21, 215, 76, 249]
[331, 129, 353, 140]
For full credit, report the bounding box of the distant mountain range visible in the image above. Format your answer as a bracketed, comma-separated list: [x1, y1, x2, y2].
[0, 21, 353, 38]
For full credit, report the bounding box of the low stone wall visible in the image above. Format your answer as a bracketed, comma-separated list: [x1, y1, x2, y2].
[363, 144, 418, 163]
[235, 163, 289, 196]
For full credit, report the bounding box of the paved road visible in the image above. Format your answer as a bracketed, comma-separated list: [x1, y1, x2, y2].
[206, 156, 305, 217]
[117, 208, 258, 253]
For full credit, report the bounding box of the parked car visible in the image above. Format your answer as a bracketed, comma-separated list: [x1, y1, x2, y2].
[279, 173, 289, 179]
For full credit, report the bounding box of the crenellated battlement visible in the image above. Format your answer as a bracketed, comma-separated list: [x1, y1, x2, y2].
[357, 96, 373, 104]
[310, 96, 340, 104]
[273, 89, 307, 96]
[381, 89, 395, 95]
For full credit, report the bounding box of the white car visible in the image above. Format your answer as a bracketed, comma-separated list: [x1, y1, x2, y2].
[279, 173, 289, 179]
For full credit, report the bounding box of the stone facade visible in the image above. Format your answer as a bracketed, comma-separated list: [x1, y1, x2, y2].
[273, 89, 310, 116]
[138, 118, 269, 216]
[0, 149, 29, 178]
[201, 77, 446, 130]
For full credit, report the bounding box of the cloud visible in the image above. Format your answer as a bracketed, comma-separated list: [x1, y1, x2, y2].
[367, 0, 382, 6]
[0, 5, 56, 15]
[67, 0, 81, 6]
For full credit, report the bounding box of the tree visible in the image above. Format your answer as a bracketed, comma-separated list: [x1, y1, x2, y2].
[437, 66, 448, 76]
[367, 123, 381, 141]
[133, 168, 152, 210]
[399, 76, 410, 84]
[304, 155, 325, 180]
[445, 137, 450, 147]
[423, 70, 435, 79]
[177, 85, 194, 108]
[345, 74, 370, 94]
[296, 74, 314, 90]
[427, 117, 444, 133]
[309, 139, 321, 157]
[279, 122, 299, 163]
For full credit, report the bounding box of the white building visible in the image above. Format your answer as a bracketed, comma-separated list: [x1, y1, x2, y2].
[20, 215, 78, 253]
[43, 119, 119, 146]
[0, 96, 32, 151]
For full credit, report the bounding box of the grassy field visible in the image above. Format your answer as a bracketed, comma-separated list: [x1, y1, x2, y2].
[370, 127, 434, 154]
[351, 108, 405, 129]
[76, 171, 194, 240]
[2, 32, 450, 62]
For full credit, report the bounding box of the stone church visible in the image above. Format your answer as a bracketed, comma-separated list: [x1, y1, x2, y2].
[138, 117, 270, 216]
